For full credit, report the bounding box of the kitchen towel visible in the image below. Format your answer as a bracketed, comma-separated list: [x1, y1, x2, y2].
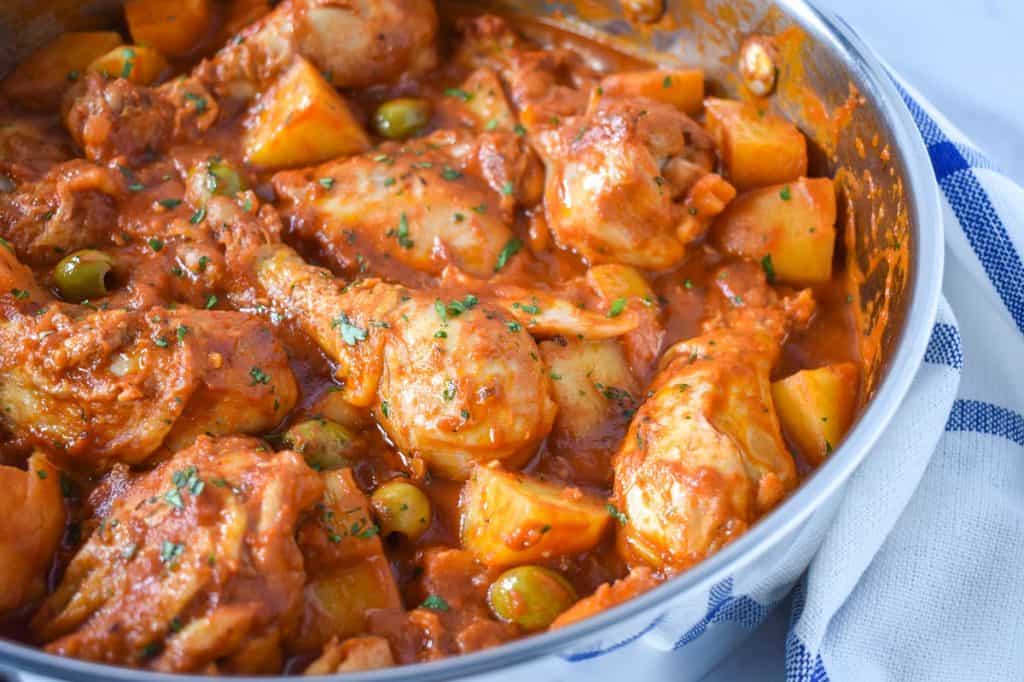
[709, 69, 1024, 682]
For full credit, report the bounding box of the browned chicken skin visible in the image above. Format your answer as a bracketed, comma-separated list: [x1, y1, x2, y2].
[31, 436, 324, 673]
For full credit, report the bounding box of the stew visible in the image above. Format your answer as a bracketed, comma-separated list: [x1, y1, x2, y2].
[0, 0, 861, 674]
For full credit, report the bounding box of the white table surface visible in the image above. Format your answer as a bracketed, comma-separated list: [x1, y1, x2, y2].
[703, 2, 1023, 679]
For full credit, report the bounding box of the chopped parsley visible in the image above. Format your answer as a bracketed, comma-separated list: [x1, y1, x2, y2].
[501, 181, 515, 196]
[175, 325, 189, 342]
[606, 503, 628, 525]
[249, 366, 271, 385]
[164, 488, 184, 509]
[332, 313, 368, 346]
[607, 298, 627, 317]
[159, 540, 185, 565]
[663, 75, 673, 88]
[184, 92, 208, 113]
[10, 288, 29, 300]
[388, 212, 414, 249]
[779, 186, 792, 201]
[158, 198, 182, 209]
[445, 294, 478, 317]
[36, 469, 48, 480]
[506, 321, 521, 332]
[444, 88, 473, 102]
[485, 118, 499, 131]
[494, 237, 523, 271]
[380, 401, 390, 418]
[148, 238, 163, 252]
[421, 594, 450, 611]
[442, 379, 457, 402]
[514, 123, 527, 136]
[189, 206, 206, 224]
[761, 254, 776, 283]
[441, 166, 463, 181]
[512, 301, 540, 315]
[120, 48, 136, 78]
[153, 336, 170, 348]
[204, 294, 218, 309]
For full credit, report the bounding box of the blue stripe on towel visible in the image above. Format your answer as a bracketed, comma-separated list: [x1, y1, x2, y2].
[897, 86, 1024, 335]
[946, 399, 1024, 447]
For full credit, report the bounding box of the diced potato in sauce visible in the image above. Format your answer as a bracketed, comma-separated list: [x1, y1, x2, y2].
[125, 0, 212, 57]
[0, 32, 123, 109]
[704, 97, 808, 190]
[772, 363, 859, 464]
[87, 45, 169, 85]
[599, 69, 704, 115]
[244, 58, 370, 169]
[295, 469, 402, 650]
[460, 466, 612, 567]
[712, 177, 837, 284]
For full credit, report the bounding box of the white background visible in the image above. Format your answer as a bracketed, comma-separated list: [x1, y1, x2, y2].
[705, 1, 1024, 678]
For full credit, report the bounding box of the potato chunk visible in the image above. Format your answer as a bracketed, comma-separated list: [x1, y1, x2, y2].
[244, 58, 370, 169]
[460, 466, 611, 567]
[87, 45, 169, 85]
[295, 469, 402, 651]
[712, 177, 837, 284]
[125, 0, 212, 57]
[771, 363, 859, 465]
[599, 69, 704, 115]
[704, 97, 807, 190]
[0, 32, 123, 109]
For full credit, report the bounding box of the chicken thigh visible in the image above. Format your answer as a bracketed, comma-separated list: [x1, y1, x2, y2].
[31, 436, 323, 673]
[0, 246, 297, 469]
[534, 97, 717, 269]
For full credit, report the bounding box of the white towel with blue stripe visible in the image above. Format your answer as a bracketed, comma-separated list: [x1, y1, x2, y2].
[726, 76, 1024, 681]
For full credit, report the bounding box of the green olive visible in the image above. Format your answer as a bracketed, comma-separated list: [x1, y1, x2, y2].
[487, 566, 578, 630]
[282, 418, 358, 471]
[373, 98, 432, 140]
[370, 480, 432, 540]
[204, 160, 248, 197]
[53, 249, 114, 302]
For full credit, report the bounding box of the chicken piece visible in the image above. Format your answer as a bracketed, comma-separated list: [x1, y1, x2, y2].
[376, 291, 557, 479]
[272, 129, 541, 280]
[253, 243, 557, 480]
[0, 160, 124, 266]
[551, 567, 661, 629]
[62, 73, 219, 164]
[438, 269, 641, 341]
[31, 436, 323, 673]
[534, 97, 716, 269]
[612, 266, 813, 571]
[368, 548, 514, 661]
[0, 116, 72, 174]
[305, 636, 395, 674]
[0, 245, 296, 468]
[195, 0, 438, 101]
[0, 452, 65, 613]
